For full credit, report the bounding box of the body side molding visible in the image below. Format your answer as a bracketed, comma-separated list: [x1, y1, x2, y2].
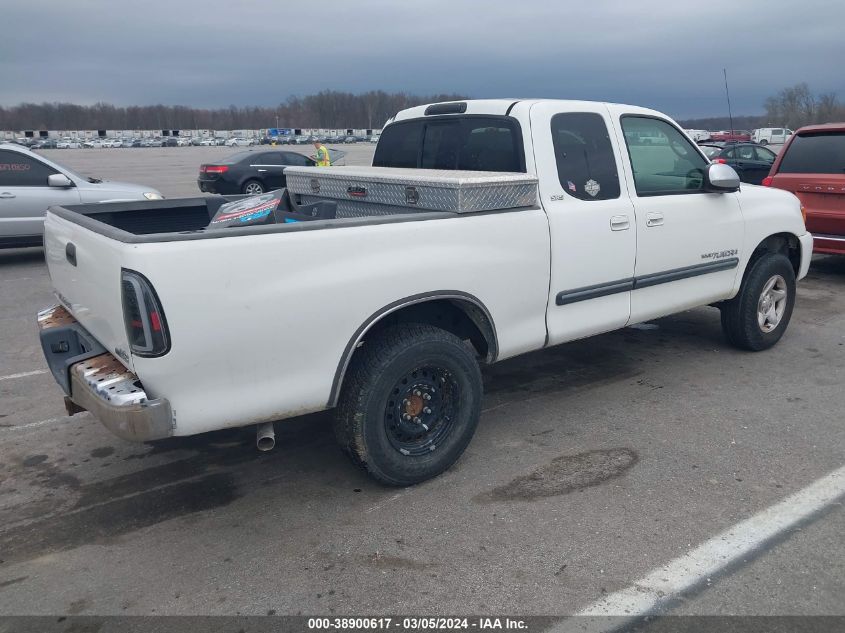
[555, 258, 740, 306]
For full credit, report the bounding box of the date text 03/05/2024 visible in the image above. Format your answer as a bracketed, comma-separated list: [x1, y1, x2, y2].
[306, 617, 528, 630]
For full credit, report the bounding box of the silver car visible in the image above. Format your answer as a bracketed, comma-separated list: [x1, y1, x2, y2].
[0, 143, 163, 248]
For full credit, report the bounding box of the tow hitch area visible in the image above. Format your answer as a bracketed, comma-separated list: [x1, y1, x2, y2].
[37, 304, 174, 442]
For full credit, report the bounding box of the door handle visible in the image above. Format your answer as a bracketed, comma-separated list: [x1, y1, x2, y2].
[0, 192, 15, 199]
[610, 215, 630, 231]
[646, 212, 664, 227]
[257, 169, 267, 172]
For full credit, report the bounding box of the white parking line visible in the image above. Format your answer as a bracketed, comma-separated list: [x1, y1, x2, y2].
[0, 369, 47, 382]
[554, 465, 845, 632]
[2, 417, 62, 431]
[365, 491, 407, 514]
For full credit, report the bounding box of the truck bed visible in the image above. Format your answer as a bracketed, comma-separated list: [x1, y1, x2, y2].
[50, 193, 457, 243]
[50, 169, 540, 243]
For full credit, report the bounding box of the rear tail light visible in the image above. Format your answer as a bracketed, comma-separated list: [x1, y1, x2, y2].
[121, 269, 170, 357]
[714, 158, 727, 164]
[761, 176, 773, 187]
[204, 165, 228, 174]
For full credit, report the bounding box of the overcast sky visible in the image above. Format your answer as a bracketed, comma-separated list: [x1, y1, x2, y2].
[2, 0, 843, 119]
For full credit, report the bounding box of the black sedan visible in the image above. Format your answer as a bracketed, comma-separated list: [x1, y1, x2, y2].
[700, 143, 776, 185]
[197, 150, 315, 195]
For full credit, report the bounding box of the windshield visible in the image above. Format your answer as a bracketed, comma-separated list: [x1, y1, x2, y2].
[43, 158, 98, 183]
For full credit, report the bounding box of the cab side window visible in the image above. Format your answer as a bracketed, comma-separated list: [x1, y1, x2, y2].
[550, 113, 620, 201]
[0, 150, 58, 187]
[621, 117, 708, 196]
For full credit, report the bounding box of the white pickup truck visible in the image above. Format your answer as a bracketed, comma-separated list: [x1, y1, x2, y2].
[38, 99, 812, 486]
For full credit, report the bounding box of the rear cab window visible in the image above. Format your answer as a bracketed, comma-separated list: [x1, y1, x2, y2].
[777, 132, 845, 174]
[373, 116, 525, 172]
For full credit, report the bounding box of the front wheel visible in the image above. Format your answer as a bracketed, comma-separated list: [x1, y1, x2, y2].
[721, 253, 796, 351]
[759, 139, 769, 146]
[334, 324, 483, 486]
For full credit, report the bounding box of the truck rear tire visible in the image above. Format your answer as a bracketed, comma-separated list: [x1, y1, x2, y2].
[720, 253, 795, 351]
[334, 324, 483, 486]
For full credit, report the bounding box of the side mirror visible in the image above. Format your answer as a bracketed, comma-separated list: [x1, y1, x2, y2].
[703, 162, 740, 193]
[48, 173, 73, 188]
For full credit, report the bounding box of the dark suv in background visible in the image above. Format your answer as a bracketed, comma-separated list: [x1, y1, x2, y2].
[763, 123, 845, 255]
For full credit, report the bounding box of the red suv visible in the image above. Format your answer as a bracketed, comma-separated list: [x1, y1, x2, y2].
[763, 123, 845, 255]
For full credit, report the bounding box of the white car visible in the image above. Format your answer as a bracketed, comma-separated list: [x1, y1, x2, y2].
[83, 139, 104, 149]
[199, 138, 216, 146]
[37, 99, 811, 486]
[226, 137, 254, 147]
[56, 139, 82, 149]
[0, 142, 162, 248]
[684, 129, 711, 142]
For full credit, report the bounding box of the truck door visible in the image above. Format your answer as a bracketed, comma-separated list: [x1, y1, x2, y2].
[529, 102, 637, 345]
[609, 109, 745, 324]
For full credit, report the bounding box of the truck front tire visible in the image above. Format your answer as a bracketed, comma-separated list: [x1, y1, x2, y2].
[721, 253, 796, 351]
[334, 324, 483, 486]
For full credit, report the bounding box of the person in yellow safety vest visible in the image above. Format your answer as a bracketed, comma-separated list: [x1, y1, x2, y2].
[312, 139, 331, 167]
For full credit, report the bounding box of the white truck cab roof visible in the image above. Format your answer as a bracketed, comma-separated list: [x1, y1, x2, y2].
[390, 98, 670, 123]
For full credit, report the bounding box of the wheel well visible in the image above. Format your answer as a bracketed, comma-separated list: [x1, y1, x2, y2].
[365, 299, 497, 362]
[748, 233, 801, 276]
[329, 296, 498, 407]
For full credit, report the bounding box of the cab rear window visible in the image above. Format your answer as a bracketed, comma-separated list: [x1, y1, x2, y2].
[373, 116, 525, 172]
[778, 132, 845, 174]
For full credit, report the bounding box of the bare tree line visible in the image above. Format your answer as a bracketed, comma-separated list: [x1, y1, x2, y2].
[0, 91, 467, 132]
[762, 83, 844, 129]
[680, 83, 844, 131]
[2, 84, 841, 133]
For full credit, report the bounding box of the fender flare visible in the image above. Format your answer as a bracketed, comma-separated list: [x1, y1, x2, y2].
[327, 290, 498, 407]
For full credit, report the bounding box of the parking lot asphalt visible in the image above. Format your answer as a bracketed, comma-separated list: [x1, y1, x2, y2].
[0, 148, 842, 619]
[37, 144, 378, 198]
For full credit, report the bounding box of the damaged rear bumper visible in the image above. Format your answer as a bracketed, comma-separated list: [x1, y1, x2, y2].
[37, 304, 174, 442]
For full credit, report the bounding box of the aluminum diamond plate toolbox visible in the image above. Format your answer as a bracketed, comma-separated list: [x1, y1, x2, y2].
[284, 166, 538, 214]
